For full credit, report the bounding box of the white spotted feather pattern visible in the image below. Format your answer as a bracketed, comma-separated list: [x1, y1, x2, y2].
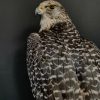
[27, 0, 100, 100]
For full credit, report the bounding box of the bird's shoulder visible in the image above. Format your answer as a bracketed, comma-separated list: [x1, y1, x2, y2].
[28, 33, 40, 41]
[27, 32, 41, 52]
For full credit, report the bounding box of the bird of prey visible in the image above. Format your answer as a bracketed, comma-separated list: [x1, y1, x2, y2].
[26, 0, 100, 100]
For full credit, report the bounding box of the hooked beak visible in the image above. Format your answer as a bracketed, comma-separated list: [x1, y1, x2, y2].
[35, 8, 42, 15]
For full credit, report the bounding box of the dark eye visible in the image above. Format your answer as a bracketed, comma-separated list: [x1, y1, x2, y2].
[45, 6, 48, 8]
[49, 5, 55, 9]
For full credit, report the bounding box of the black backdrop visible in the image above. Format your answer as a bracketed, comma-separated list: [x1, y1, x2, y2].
[0, 0, 100, 100]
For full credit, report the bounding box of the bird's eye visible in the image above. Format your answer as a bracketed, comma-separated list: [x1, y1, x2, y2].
[49, 5, 55, 9]
[45, 6, 48, 8]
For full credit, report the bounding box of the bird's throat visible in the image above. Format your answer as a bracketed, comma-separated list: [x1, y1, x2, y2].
[39, 13, 68, 32]
[39, 15, 55, 32]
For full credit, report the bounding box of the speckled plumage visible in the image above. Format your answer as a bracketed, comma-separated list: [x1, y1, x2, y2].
[27, 0, 100, 100]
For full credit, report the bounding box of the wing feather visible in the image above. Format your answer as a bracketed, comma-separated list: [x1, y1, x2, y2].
[27, 33, 44, 99]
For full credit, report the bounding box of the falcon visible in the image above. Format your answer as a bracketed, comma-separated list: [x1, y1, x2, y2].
[26, 0, 100, 100]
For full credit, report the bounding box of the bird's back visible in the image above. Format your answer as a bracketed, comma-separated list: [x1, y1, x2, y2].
[34, 29, 82, 100]
[27, 22, 100, 100]
[39, 22, 100, 99]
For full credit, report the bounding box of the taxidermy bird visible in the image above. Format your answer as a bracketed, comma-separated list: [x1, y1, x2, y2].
[27, 0, 100, 100]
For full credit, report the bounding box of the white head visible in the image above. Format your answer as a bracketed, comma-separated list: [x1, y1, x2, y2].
[35, 0, 68, 31]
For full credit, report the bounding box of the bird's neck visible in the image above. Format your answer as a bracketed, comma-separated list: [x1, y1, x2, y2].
[39, 23, 81, 45]
[39, 14, 80, 37]
[51, 19, 80, 36]
[39, 11, 68, 32]
[39, 14, 55, 32]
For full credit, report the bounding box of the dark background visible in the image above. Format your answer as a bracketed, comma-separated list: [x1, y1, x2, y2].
[0, 0, 100, 100]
